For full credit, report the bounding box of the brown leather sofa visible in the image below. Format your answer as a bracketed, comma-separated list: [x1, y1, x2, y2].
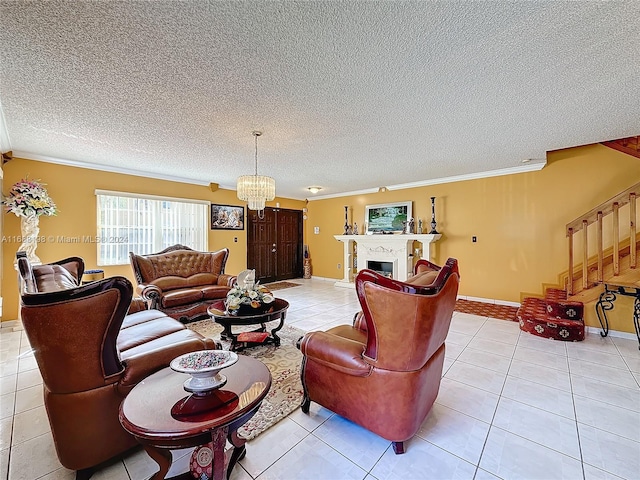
[17, 253, 216, 479]
[298, 258, 459, 454]
[129, 244, 237, 322]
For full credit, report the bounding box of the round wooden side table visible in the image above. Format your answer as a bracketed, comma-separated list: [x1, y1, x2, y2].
[119, 356, 271, 480]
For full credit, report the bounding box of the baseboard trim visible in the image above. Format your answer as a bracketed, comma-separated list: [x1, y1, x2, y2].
[584, 326, 638, 341]
[457, 295, 521, 308]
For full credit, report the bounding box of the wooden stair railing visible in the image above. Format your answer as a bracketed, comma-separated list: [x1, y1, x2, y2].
[601, 136, 640, 160]
[566, 182, 639, 295]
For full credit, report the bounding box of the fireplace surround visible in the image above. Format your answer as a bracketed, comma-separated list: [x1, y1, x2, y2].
[334, 234, 441, 287]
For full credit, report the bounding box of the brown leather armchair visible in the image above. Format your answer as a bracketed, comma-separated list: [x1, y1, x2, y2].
[130, 244, 236, 322]
[17, 254, 216, 479]
[298, 258, 459, 454]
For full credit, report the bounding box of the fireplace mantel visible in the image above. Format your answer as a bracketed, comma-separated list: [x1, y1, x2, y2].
[333, 234, 441, 288]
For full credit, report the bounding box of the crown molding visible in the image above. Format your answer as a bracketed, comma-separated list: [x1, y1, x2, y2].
[386, 161, 547, 191]
[306, 161, 547, 201]
[10, 150, 222, 188]
[12, 150, 546, 201]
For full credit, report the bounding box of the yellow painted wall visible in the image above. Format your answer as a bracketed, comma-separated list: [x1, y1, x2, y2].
[3, 145, 639, 335]
[304, 144, 640, 333]
[2, 158, 304, 320]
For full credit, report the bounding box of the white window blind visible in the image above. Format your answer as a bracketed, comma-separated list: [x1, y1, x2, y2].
[95, 190, 208, 266]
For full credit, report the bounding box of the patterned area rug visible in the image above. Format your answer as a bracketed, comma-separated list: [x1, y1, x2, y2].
[186, 319, 304, 440]
[455, 299, 519, 322]
[263, 281, 302, 291]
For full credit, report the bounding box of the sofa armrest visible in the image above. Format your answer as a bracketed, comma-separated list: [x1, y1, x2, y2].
[217, 274, 236, 287]
[118, 335, 217, 391]
[128, 297, 148, 314]
[299, 331, 371, 376]
[352, 311, 367, 332]
[135, 283, 162, 309]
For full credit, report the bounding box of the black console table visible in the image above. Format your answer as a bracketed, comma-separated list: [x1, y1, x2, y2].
[595, 281, 640, 350]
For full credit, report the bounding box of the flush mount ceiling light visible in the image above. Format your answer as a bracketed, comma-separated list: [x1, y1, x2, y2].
[236, 131, 276, 218]
[307, 186, 322, 194]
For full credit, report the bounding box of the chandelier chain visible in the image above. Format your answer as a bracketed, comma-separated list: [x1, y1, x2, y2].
[254, 132, 259, 176]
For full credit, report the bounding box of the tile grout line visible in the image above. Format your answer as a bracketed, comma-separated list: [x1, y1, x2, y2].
[567, 349, 587, 480]
[471, 320, 516, 479]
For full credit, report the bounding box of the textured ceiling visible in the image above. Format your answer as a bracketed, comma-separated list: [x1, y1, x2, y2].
[1, 1, 639, 200]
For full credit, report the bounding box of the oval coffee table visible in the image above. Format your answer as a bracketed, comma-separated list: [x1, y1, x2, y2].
[207, 298, 289, 351]
[119, 355, 271, 480]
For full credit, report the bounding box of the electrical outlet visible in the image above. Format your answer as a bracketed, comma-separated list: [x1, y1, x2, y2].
[314, 226, 320, 234]
[337, 263, 341, 269]
[472, 236, 477, 243]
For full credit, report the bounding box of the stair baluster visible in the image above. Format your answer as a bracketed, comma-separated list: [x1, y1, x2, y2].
[597, 212, 603, 284]
[631, 193, 637, 269]
[565, 181, 640, 295]
[582, 219, 589, 290]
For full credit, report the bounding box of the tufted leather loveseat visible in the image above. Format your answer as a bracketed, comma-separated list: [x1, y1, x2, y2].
[17, 253, 216, 479]
[129, 244, 237, 323]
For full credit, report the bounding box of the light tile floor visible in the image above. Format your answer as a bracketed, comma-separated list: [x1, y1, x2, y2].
[1, 277, 639, 479]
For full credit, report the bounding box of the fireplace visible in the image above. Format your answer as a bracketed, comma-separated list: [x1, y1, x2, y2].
[367, 260, 394, 278]
[333, 234, 441, 287]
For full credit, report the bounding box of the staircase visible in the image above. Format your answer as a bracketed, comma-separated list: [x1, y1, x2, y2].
[518, 288, 585, 341]
[564, 181, 639, 298]
[518, 179, 640, 341]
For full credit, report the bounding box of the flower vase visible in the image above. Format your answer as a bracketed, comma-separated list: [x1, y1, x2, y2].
[18, 215, 41, 265]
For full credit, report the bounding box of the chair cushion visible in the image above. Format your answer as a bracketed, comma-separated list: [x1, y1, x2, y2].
[201, 285, 232, 300]
[327, 325, 368, 344]
[117, 311, 185, 352]
[162, 288, 204, 308]
[407, 270, 439, 286]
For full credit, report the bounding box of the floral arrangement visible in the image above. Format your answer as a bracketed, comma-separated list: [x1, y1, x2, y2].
[225, 281, 274, 312]
[3, 178, 57, 217]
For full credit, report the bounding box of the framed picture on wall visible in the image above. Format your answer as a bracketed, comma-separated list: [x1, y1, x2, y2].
[211, 204, 244, 230]
[365, 201, 412, 234]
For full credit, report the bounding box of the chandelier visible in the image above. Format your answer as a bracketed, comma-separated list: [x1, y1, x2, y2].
[236, 131, 276, 217]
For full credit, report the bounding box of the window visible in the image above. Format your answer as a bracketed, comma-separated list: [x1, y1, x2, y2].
[95, 190, 208, 265]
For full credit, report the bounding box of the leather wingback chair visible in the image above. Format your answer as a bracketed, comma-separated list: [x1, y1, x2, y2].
[298, 258, 459, 454]
[17, 254, 216, 479]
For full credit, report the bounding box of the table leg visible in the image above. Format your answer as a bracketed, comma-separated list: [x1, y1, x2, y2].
[270, 312, 286, 347]
[634, 296, 640, 350]
[220, 324, 233, 341]
[211, 426, 228, 480]
[226, 430, 247, 479]
[143, 445, 172, 480]
[595, 290, 616, 338]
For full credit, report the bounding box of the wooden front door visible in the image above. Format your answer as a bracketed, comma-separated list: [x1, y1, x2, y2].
[247, 207, 303, 283]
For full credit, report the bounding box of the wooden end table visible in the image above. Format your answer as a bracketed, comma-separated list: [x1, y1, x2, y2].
[119, 356, 271, 480]
[207, 298, 289, 351]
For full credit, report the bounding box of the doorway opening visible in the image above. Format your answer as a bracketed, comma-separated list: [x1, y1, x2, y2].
[246, 207, 303, 284]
